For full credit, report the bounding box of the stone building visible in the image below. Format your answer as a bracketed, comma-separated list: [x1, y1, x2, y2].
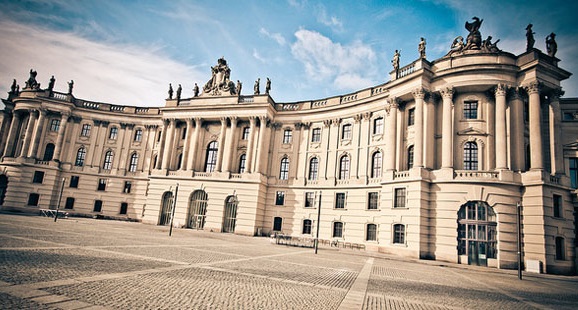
[1, 23, 577, 274]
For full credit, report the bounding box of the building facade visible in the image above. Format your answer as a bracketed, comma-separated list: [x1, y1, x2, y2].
[1, 25, 577, 274]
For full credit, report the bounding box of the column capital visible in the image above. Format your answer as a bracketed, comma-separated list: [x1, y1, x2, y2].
[248, 116, 257, 125]
[412, 87, 426, 99]
[323, 119, 332, 128]
[508, 86, 524, 101]
[385, 97, 400, 115]
[495, 83, 508, 97]
[439, 87, 455, 99]
[548, 88, 565, 101]
[220, 117, 228, 124]
[524, 81, 542, 94]
[331, 118, 341, 127]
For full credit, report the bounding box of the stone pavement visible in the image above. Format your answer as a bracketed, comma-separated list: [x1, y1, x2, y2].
[0, 213, 577, 309]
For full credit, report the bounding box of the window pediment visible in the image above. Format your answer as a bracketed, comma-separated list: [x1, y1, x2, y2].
[457, 127, 487, 136]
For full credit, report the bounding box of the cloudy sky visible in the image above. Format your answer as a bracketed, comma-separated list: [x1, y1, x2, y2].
[0, 0, 576, 107]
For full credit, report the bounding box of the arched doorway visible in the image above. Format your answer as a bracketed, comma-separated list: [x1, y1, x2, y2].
[158, 191, 173, 226]
[187, 190, 208, 229]
[0, 175, 8, 206]
[222, 195, 238, 233]
[457, 201, 497, 266]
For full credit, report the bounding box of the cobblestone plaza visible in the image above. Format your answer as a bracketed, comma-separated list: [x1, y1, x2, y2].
[0, 213, 577, 309]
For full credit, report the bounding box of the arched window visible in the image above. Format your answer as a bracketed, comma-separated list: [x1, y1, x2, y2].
[75, 147, 86, 167]
[371, 152, 382, 178]
[457, 201, 497, 266]
[464, 142, 478, 170]
[279, 157, 289, 180]
[238, 154, 247, 173]
[128, 153, 139, 172]
[407, 145, 414, 170]
[366, 224, 377, 241]
[309, 157, 319, 180]
[339, 155, 350, 180]
[393, 224, 405, 244]
[205, 141, 218, 172]
[102, 150, 114, 170]
[302, 219, 312, 234]
[42, 143, 55, 161]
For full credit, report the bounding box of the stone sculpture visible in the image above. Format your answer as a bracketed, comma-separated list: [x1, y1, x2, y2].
[418, 37, 426, 59]
[254, 78, 260, 95]
[168, 83, 173, 99]
[464, 17, 483, 50]
[265, 77, 271, 94]
[526, 24, 535, 51]
[546, 32, 557, 57]
[202, 57, 236, 96]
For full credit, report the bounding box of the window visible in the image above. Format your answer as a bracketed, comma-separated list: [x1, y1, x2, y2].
[97, 179, 106, 191]
[457, 201, 497, 259]
[393, 224, 405, 244]
[311, 128, 321, 143]
[341, 124, 352, 140]
[463, 142, 478, 170]
[49, 119, 60, 131]
[339, 155, 350, 179]
[134, 129, 143, 142]
[373, 117, 384, 135]
[120, 202, 128, 215]
[407, 146, 414, 170]
[64, 197, 75, 209]
[205, 141, 218, 172]
[305, 192, 315, 208]
[394, 188, 406, 208]
[273, 217, 283, 231]
[238, 154, 246, 173]
[309, 157, 319, 180]
[32, 171, 44, 183]
[75, 147, 86, 166]
[157, 130, 162, 142]
[408, 108, 415, 126]
[275, 191, 285, 205]
[181, 127, 187, 140]
[371, 152, 382, 178]
[555, 237, 565, 260]
[129, 153, 139, 172]
[42, 143, 55, 161]
[553, 194, 562, 218]
[69, 176, 79, 188]
[283, 129, 292, 144]
[302, 219, 312, 234]
[242, 127, 250, 140]
[366, 224, 377, 241]
[28, 193, 40, 206]
[109, 127, 118, 140]
[93, 200, 103, 212]
[123, 181, 132, 194]
[368, 192, 379, 210]
[279, 157, 289, 180]
[103, 150, 114, 170]
[333, 222, 343, 238]
[335, 192, 346, 209]
[570, 158, 578, 188]
[80, 124, 91, 137]
[463, 101, 478, 119]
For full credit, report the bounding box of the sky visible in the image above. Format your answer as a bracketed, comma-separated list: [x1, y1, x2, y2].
[0, 0, 576, 107]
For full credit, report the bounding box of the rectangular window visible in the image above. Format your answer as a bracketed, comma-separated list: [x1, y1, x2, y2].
[302, 219, 312, 235]
[368, 192, 379, 210]
[65, 197, 75, 209]
[181, 127, 187, 140]
[49, 119, 60, 131]
[80, 124, 91, 137]
[134, 129, 143, 142]
[273, 217, 283, 231]
[97, 178, 106, 191]
[335, 192, 346, 209]
[333, 222, 343, 238]
[109, 127, 118, 140]
[463, 101, 478, 119]
[394, 188, 406, 208]
[563, 112, 575, 121]
[275, 191, 285, 206]
[120, 202, 128, 215]
[553, 194, 562, 218]
[157, 130, 162, 142]
[555, 237, 565, 260]
[305, 192, 316, 208]
[373, 117, 384, 135]
[283, 129, 292, 144]
[311, 128, 321, 143]
[570, 158, 578, 189]
[366, 224, 377, 241]
[32, 171, 45, 183]
[242, 127, 250, 140]
[123, 181, 132, 194]
[341, 124, 352, 140]
[393, 224, 405, 244]
[93, 200, 103, 212]
[28, 193, 40, 206]
[69, 175, 79, 188]
[408, 108, 415, 126]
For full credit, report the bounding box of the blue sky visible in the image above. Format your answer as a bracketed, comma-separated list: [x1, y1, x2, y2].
[0, 0, 576, 107]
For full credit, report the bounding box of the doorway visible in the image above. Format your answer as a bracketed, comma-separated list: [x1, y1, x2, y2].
[457, 201, 497, 266]
[158, 191, 173, 226]
[222, 195, 238, 233]
[187, 190, 208, 229]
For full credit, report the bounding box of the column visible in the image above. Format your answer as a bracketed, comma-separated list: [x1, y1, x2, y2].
[29, 110, 46, 158]
[161, 119, 175, 170]
[91, 121, 108, 167]
[424, 94, 436, 169]
[216, 117, 227, 172]
[20, 111, 37, 157]
[385, 98, 398, 171]
[412, 88, 425, 168]
[549, 89, 564, 174]
[52, 112, 70, 161]
[181, 119, 193, 170]
[510, 88, 525, 171]
[495, 84, 508, 169]
[3, 112, 22, 157]
[187, 118, 202, 171]
[526, 81, 543, 170]
[117, 123, 132, 171]
[246, 117, 257, 173]
[223, 117, 238, 173]
[156, 121, 167, 169]
[254, 116, 268, 174]
[486, 91, 495, 170]
[440, 87, 454, 168]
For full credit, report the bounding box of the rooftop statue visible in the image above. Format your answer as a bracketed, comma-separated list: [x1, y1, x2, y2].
[481, 36, 500, 53]
[193, 83, 199, 97]
[202, 57, 236, 96]
[265, 77, 271, 94]
[24, 69, 40, 90]
[254, 78, 260, 95]
[418, 37, 426, 59]
[526, 24, 535, 51]
[168, 83, 173, 99]
[447, 36, 465, 56]
[546, 32, 557, 58]
[67, 80, 74, 95]
[464, 17, 483, 50]
[48, 75, 55, 92]
[176, 84, 182, 100]
[392, 50, 400, 78]
[236, 80, 242, 95]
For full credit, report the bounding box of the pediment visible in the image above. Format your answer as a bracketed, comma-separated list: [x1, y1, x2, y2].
[563, 141, 578, 149]
[457, 127, 487, 136]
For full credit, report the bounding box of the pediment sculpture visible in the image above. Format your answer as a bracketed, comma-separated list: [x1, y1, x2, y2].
[201, 57, 237, 96]
[446, 17, 501, 57]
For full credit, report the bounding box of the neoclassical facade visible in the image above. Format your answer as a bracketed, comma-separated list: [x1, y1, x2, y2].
[1, 24, 577, 274]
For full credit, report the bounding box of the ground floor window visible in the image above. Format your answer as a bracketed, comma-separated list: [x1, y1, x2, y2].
[273, 217, 283, 231]
[457, 201, 497, 266]
[65, 197, 75, 209]
[556, 237, 565, 260]
[366, 224, 377, 241]
[93, 200, 103, 212]
[28, 193, 40, 206]
[302, 219, 312, 234]
[120, 202, 128, 215]
[333, 222, 343, 238]
[393, 224, 405, 244]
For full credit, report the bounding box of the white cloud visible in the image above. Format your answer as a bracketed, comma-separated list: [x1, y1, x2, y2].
[291, 29, 377, 91]
[259, 28, 286, 46]
[316, 5, 343, 32]
[0, 20, 204, 107]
